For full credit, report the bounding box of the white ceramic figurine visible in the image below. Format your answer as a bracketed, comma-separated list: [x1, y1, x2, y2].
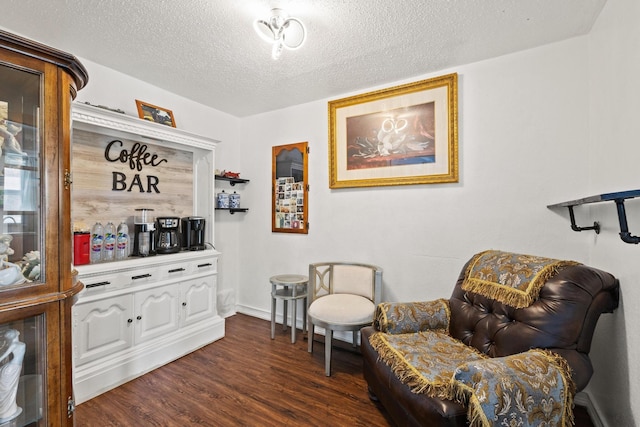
[0, 329, 25, 422]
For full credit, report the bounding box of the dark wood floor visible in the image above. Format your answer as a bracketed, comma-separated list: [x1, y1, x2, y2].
[75, 313, 394, 426]
[75, 313, 594, 427]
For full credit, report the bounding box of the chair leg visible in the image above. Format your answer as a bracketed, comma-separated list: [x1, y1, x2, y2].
[325, 329, 333, 376]
[308, 323, 314, 353]
[270, 296, 276, 339]
[291, 298, 297, 343]
[302, 297, 307, 335]
[282, 293, 288, 331]
[352, 330, 358, 348]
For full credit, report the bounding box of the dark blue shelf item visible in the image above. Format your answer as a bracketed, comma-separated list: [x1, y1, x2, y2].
[548, 189, 640, 244]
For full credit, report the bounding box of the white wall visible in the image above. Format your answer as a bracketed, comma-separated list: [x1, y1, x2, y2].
[236, 39, 592, 311]
[585, 0, 640, 424]
[235, 25, 635, 426]
[73, 58, 244, 317]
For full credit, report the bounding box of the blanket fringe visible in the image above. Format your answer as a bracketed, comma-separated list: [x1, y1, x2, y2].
[466, 394, 491, 427]
[369, 333, 457, 401]
[462, 256, 579, 308]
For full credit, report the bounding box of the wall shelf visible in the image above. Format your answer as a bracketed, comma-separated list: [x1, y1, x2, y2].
[548, 189, 640, 244]
[215, 174, 248, 214]
[215, 175, 249, 186]
[215, 208, 248, 214]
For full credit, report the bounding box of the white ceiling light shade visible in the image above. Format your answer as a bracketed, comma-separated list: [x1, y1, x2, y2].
[254, 8, 306, 60]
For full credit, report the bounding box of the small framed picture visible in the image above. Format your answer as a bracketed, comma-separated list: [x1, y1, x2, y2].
[135, 100, 176, 127]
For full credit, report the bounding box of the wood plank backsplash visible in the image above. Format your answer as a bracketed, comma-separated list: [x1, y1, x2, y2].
[72, 129, 194, 231]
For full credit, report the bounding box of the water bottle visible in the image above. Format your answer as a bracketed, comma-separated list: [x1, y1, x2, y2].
[90, 222, 104, 264]
[116, 221, 129, 261]
[102, 222, 116, 262]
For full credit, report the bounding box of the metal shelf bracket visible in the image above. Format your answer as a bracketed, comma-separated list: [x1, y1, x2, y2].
[548, 189, 640, 244]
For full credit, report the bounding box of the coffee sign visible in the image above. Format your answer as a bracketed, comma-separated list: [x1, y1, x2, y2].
[105, 139, 168, 193]
[72, 129, 194, 228]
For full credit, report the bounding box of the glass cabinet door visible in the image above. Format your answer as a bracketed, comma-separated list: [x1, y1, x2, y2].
[0, 59, 43, 291]
[0, 311, 47, 426]
[0, 30, 87, 427]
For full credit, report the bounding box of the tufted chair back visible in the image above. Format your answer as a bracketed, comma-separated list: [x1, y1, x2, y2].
[448, 261, 619, 391]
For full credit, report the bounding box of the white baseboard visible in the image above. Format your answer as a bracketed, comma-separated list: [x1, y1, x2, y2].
[575, 392, 605, 427]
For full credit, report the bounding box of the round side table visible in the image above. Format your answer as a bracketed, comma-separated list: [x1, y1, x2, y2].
[270, 274, 308, 343]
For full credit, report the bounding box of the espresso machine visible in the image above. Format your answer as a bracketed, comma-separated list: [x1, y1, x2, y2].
[132, 208, 156, 257]
[156, 217, 181, 254]
[181, 216, 206, 251]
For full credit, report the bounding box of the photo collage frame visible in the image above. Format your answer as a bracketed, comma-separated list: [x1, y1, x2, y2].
[274, 177, 305, 230]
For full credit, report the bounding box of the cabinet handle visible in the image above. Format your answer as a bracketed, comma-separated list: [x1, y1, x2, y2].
[197, 263, 212, 268]
[136, 316, 142, 320]
[86, 281, 110, 288]
[168, 268, 186, 273]
[127, 319, 133, 323]
[182, 302, 187, 307]
[132, 273, 152, 280]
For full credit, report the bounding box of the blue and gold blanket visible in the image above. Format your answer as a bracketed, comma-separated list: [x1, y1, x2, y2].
[462, 250, 580, 308]
[369, 332, 575, 427]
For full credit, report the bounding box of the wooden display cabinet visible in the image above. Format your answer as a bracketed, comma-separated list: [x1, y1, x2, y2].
[0, 30, 87, 426]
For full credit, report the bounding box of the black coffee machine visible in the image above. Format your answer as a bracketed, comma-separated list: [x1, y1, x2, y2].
[181, 216, 206, 251]
[156, 217, 181, 254]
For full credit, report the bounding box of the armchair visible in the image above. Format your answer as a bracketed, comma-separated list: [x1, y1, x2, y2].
[361, 250, 619, 426]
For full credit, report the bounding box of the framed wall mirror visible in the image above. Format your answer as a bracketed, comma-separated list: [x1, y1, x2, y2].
[272, 141, 308, 234]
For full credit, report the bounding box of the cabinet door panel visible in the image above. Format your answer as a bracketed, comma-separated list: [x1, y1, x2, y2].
[181, 275, 216, 327]
[134, 285, 180, 344]
[73, 295, 133, 366]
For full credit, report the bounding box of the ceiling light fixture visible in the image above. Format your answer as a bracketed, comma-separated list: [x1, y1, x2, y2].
[254, 8, 306, 60]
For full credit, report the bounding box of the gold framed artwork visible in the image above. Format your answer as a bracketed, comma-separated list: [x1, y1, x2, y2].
[328, 73, 458, 188]
[135, 100, 176, 127]
[272, 142, 308, 234]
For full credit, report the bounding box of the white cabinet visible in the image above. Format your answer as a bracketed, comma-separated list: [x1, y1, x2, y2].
[135, 284, 181, 344]
[74, 294, 133, 366]
[70, 101, 224, 405]
[181, 276, 216, 327]
[72, 250, 223, 404]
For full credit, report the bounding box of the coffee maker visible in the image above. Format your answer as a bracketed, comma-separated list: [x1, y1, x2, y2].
[156, 217, 181, 254]
[132, 208, 156, 257]
[181, 216, 206, 251]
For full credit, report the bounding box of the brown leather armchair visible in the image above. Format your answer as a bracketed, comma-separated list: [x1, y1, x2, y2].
[361, 252, 619, 426]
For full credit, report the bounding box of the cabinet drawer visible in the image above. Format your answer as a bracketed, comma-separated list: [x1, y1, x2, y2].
[80, 265, 159, 296]
[160, 263, 191, 280]
[190, 257, 217, 274]
[157, 257, 217, 279]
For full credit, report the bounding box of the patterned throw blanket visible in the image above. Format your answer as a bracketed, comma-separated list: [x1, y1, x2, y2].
[370, 332, 575, 427]
[370, 250, 579, 426]
[461, 250, 580, 308]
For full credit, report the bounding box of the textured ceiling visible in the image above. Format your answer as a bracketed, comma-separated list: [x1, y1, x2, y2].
[1, 0, 606, 117]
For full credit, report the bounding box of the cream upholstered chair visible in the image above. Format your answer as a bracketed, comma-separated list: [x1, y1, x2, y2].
[307, 262, 382, 376]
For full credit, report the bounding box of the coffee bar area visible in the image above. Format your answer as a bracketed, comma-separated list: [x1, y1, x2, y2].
[70, 102, 224, 403]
